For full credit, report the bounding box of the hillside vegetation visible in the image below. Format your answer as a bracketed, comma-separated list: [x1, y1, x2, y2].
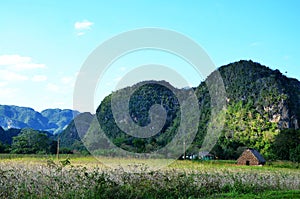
[73, 60, 299, 160]
[11, 60, 300, 161]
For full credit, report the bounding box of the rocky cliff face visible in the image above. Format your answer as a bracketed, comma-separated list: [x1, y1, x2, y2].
[268, 79, 300, 130]
[217, 60, 300, 130]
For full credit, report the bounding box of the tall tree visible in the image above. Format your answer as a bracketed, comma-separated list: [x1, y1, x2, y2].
[11, 128, 51, 154]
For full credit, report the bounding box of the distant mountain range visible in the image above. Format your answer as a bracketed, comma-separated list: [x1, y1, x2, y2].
[0, 105, 80, 134]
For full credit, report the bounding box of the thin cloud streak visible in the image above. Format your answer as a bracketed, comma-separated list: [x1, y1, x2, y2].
[74, 20, 94, 30]
[74, 20, 94, 36]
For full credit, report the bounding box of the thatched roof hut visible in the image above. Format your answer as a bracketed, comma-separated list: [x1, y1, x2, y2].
[237, 148, 266, 165]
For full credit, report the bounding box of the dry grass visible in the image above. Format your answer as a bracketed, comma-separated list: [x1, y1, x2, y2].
[0, 155, 299, 198]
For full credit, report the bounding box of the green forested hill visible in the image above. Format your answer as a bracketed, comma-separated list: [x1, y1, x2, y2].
[198, 60, 300, 159]
[95, 81, 181, 153]
[63, 60, 300, 160]
[218, 60, 299, 129]
[58, 112, 94, 151]
[0, 127, 56, 154]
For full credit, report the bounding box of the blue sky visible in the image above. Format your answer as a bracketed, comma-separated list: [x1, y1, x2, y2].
[0, 0, 299, 112]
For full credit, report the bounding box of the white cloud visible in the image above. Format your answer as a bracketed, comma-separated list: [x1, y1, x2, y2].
[46, 83, 60, 92]
[61, 77, 74, 84]
[0, 54, 31, 65]
[0, 69, 29, 81]
[32, 75, 47, 82]
[77, 32, 85, 36]
[74, 20, 94, 30]
[0, 82, 8, 87]
[0, 54, 47, 84]
[0, 54, 46, 71]
[74, 20, 94, 36]
[0, 87, 19, 98]
[11, 63, 45, 71]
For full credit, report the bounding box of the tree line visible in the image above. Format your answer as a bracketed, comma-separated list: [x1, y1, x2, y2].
[0, 128, 75, 154]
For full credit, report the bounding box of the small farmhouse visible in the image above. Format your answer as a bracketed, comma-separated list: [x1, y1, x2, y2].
[199, 151, 215, 160]
[237, 148, 266, 166]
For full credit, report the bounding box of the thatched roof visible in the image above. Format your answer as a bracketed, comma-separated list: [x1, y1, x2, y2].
[248, 148, 266, 163]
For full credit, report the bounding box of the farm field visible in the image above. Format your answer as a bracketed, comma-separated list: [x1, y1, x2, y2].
[0, 154, 299, 198]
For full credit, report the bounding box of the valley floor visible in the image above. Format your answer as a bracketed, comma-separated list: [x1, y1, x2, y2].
[0, 154, 299, 198]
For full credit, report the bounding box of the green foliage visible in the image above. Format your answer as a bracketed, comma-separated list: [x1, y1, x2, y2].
[59, 147, 73, 154]
[0, 127, 21, 145]
[219, 100, 280, 159]
[61, 60, 300, 160]
[215, 190, 300, 199]
[270, 129, 300, 161]
[290, 145, 300, 163]
[0, 141, 10, 153]
[60, 157, 71, 166]
[95, 81, 181, 153]
[57, 112, 93, 153]
[200, 60, 299, 160]
[10, 128, 53, 154]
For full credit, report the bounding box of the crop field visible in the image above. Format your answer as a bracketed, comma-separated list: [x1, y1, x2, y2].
[0, 154, 300, 198]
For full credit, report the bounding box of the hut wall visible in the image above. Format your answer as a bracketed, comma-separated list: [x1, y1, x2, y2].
[237, 150, 259, 165]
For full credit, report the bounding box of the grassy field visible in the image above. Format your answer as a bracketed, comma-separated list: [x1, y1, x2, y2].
[0, 154, 299, 198]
